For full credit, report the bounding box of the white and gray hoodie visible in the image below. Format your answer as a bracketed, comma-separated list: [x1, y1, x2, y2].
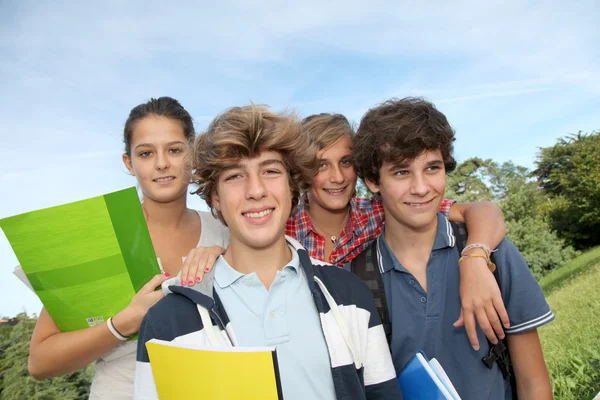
[134, 237, 401, 399]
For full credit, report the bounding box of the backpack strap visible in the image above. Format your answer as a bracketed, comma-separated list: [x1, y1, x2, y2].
[351, 240, 392, 344]
[450, 221, 518, 398]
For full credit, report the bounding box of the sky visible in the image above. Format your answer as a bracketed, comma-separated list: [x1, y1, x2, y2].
[1, 0, 599, 317]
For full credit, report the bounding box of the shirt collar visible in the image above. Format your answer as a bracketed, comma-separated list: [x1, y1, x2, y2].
[433, 213, 456, 250]
[377, 213, 456, 273]
[294, 201, 313, 240]
[377, 234, 400, 273]
[214, 244, 300, 289]
[295, 198, 363, 238]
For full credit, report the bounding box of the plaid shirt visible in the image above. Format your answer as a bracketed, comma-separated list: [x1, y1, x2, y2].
[286, 197, 455, 267]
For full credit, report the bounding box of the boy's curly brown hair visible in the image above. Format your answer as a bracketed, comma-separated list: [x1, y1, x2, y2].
[353, 97, 456, 185]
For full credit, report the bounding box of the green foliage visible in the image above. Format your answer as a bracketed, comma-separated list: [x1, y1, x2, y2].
[446, 157, 494, 202]
[493, 162, 544, 222]
[535, 131, 600, 249]
[355, 179, 372, 198]
[0, 323, 12, 395]
[447, 158, 578, 277]
[539, 256, 600, 399]
[505, 218, 579, 279]
[0, 313, 93, 400]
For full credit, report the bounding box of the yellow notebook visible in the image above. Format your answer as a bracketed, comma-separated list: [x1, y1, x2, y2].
[146, 339, 283, 400]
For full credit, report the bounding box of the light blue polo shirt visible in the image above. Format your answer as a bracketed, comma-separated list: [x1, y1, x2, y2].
[379, 213, 554, 400]
[214, 247, 336, 400]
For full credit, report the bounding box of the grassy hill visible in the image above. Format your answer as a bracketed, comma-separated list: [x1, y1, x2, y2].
[538, 247, 600, 399]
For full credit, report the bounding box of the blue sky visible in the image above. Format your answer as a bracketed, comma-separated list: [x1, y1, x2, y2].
[1, 0, 599, 317]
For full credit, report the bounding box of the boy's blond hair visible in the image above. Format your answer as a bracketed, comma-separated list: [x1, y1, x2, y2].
[301, 113, 354, 152]
[192, 104, 319, 224]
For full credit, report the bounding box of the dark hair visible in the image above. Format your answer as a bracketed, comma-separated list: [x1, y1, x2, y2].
[123, 97, 195, 155]
[192, 104, 319, 225]
[353, 97, 456, 185]
[301, 113, 354, 151]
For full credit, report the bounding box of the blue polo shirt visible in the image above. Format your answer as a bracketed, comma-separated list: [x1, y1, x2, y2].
[378, 213, 554, 400]
[214, 246, 336, 400]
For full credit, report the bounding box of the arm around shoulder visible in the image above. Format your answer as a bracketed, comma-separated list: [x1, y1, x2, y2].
[448, 201, 506, 249]
[451, 201, 510, 350]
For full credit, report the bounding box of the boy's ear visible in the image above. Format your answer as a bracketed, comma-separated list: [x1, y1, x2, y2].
[122, 154, 134, 176]
[365, 178, 380, 194]
[212, 190, 221, 212]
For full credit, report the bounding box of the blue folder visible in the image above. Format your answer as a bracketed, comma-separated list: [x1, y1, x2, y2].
[397, 351, 458, 400]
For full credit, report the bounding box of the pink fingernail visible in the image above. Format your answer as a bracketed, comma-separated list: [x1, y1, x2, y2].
[195, 276, 201, 282]
[204, 267, 210, 272]
[181, 280, 186, 286]
[188, 280, 194, 285]
[163, 273, 170, 277]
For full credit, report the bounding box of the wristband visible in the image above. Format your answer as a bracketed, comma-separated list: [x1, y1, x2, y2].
[107, 317, 131, 341]
[458, 253, 497, 273]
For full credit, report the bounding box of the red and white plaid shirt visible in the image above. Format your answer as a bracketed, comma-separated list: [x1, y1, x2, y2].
[286, 197, 455, 267]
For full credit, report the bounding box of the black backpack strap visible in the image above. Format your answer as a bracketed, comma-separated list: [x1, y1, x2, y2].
[450, 222, 518, 398]
[351, 240, 392, 344]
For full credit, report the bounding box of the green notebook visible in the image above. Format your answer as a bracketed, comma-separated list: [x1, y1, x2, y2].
[0, 187, 160, 332]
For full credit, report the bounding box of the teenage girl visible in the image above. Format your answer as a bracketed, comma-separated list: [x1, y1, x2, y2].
[28, 97, 229, 399]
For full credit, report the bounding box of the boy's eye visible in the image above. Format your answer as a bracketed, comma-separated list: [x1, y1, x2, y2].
[340, 159, 353, 167]
[139, 151, 152, 158]
[394, 170, 409, 176]
[318, 161, 328, 169]
[224, 173, 242, 181]
[264, 169, 282, 175]
[427, 165, 442, 172]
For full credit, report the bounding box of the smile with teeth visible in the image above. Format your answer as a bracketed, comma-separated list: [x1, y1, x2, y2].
[405, 199, 434, 207]
[324, 187, 346, 194]
[154, 176, 175, 182]
[243, 209, 274, 218]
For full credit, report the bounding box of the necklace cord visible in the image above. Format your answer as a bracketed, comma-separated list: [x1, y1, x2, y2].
[308, 211, 350, 243]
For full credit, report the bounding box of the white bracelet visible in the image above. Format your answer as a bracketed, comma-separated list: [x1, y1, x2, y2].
[107, 317, 130, 341]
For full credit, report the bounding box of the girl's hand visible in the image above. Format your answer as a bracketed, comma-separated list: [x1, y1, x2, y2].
[179, 245, 225, 286]
[454, 254, 510, 350]
[112, 273, 170, 337]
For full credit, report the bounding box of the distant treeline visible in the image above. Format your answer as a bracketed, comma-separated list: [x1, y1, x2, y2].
[444, 130, 600, 278]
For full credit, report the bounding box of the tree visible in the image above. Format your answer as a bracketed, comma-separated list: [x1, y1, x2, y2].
[446, 157, 494, 203]
[494, 162, 578, 277]
[355, 179, 371, 198]
[447, 158, 578, 277]
[0, 313, 93, 400]
[534, 131, 600, 249]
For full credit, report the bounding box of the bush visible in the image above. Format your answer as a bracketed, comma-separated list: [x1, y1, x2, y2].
[505, 218, 578, 278]
[0, 313, 93, 400]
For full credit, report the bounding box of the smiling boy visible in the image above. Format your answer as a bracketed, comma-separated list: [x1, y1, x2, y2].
[134, 105, 401, 399]
[351, 97, 554, 399]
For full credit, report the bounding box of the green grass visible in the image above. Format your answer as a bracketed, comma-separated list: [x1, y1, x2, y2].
[538, 248, 600, 400]
[539, 246, 600, 294]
